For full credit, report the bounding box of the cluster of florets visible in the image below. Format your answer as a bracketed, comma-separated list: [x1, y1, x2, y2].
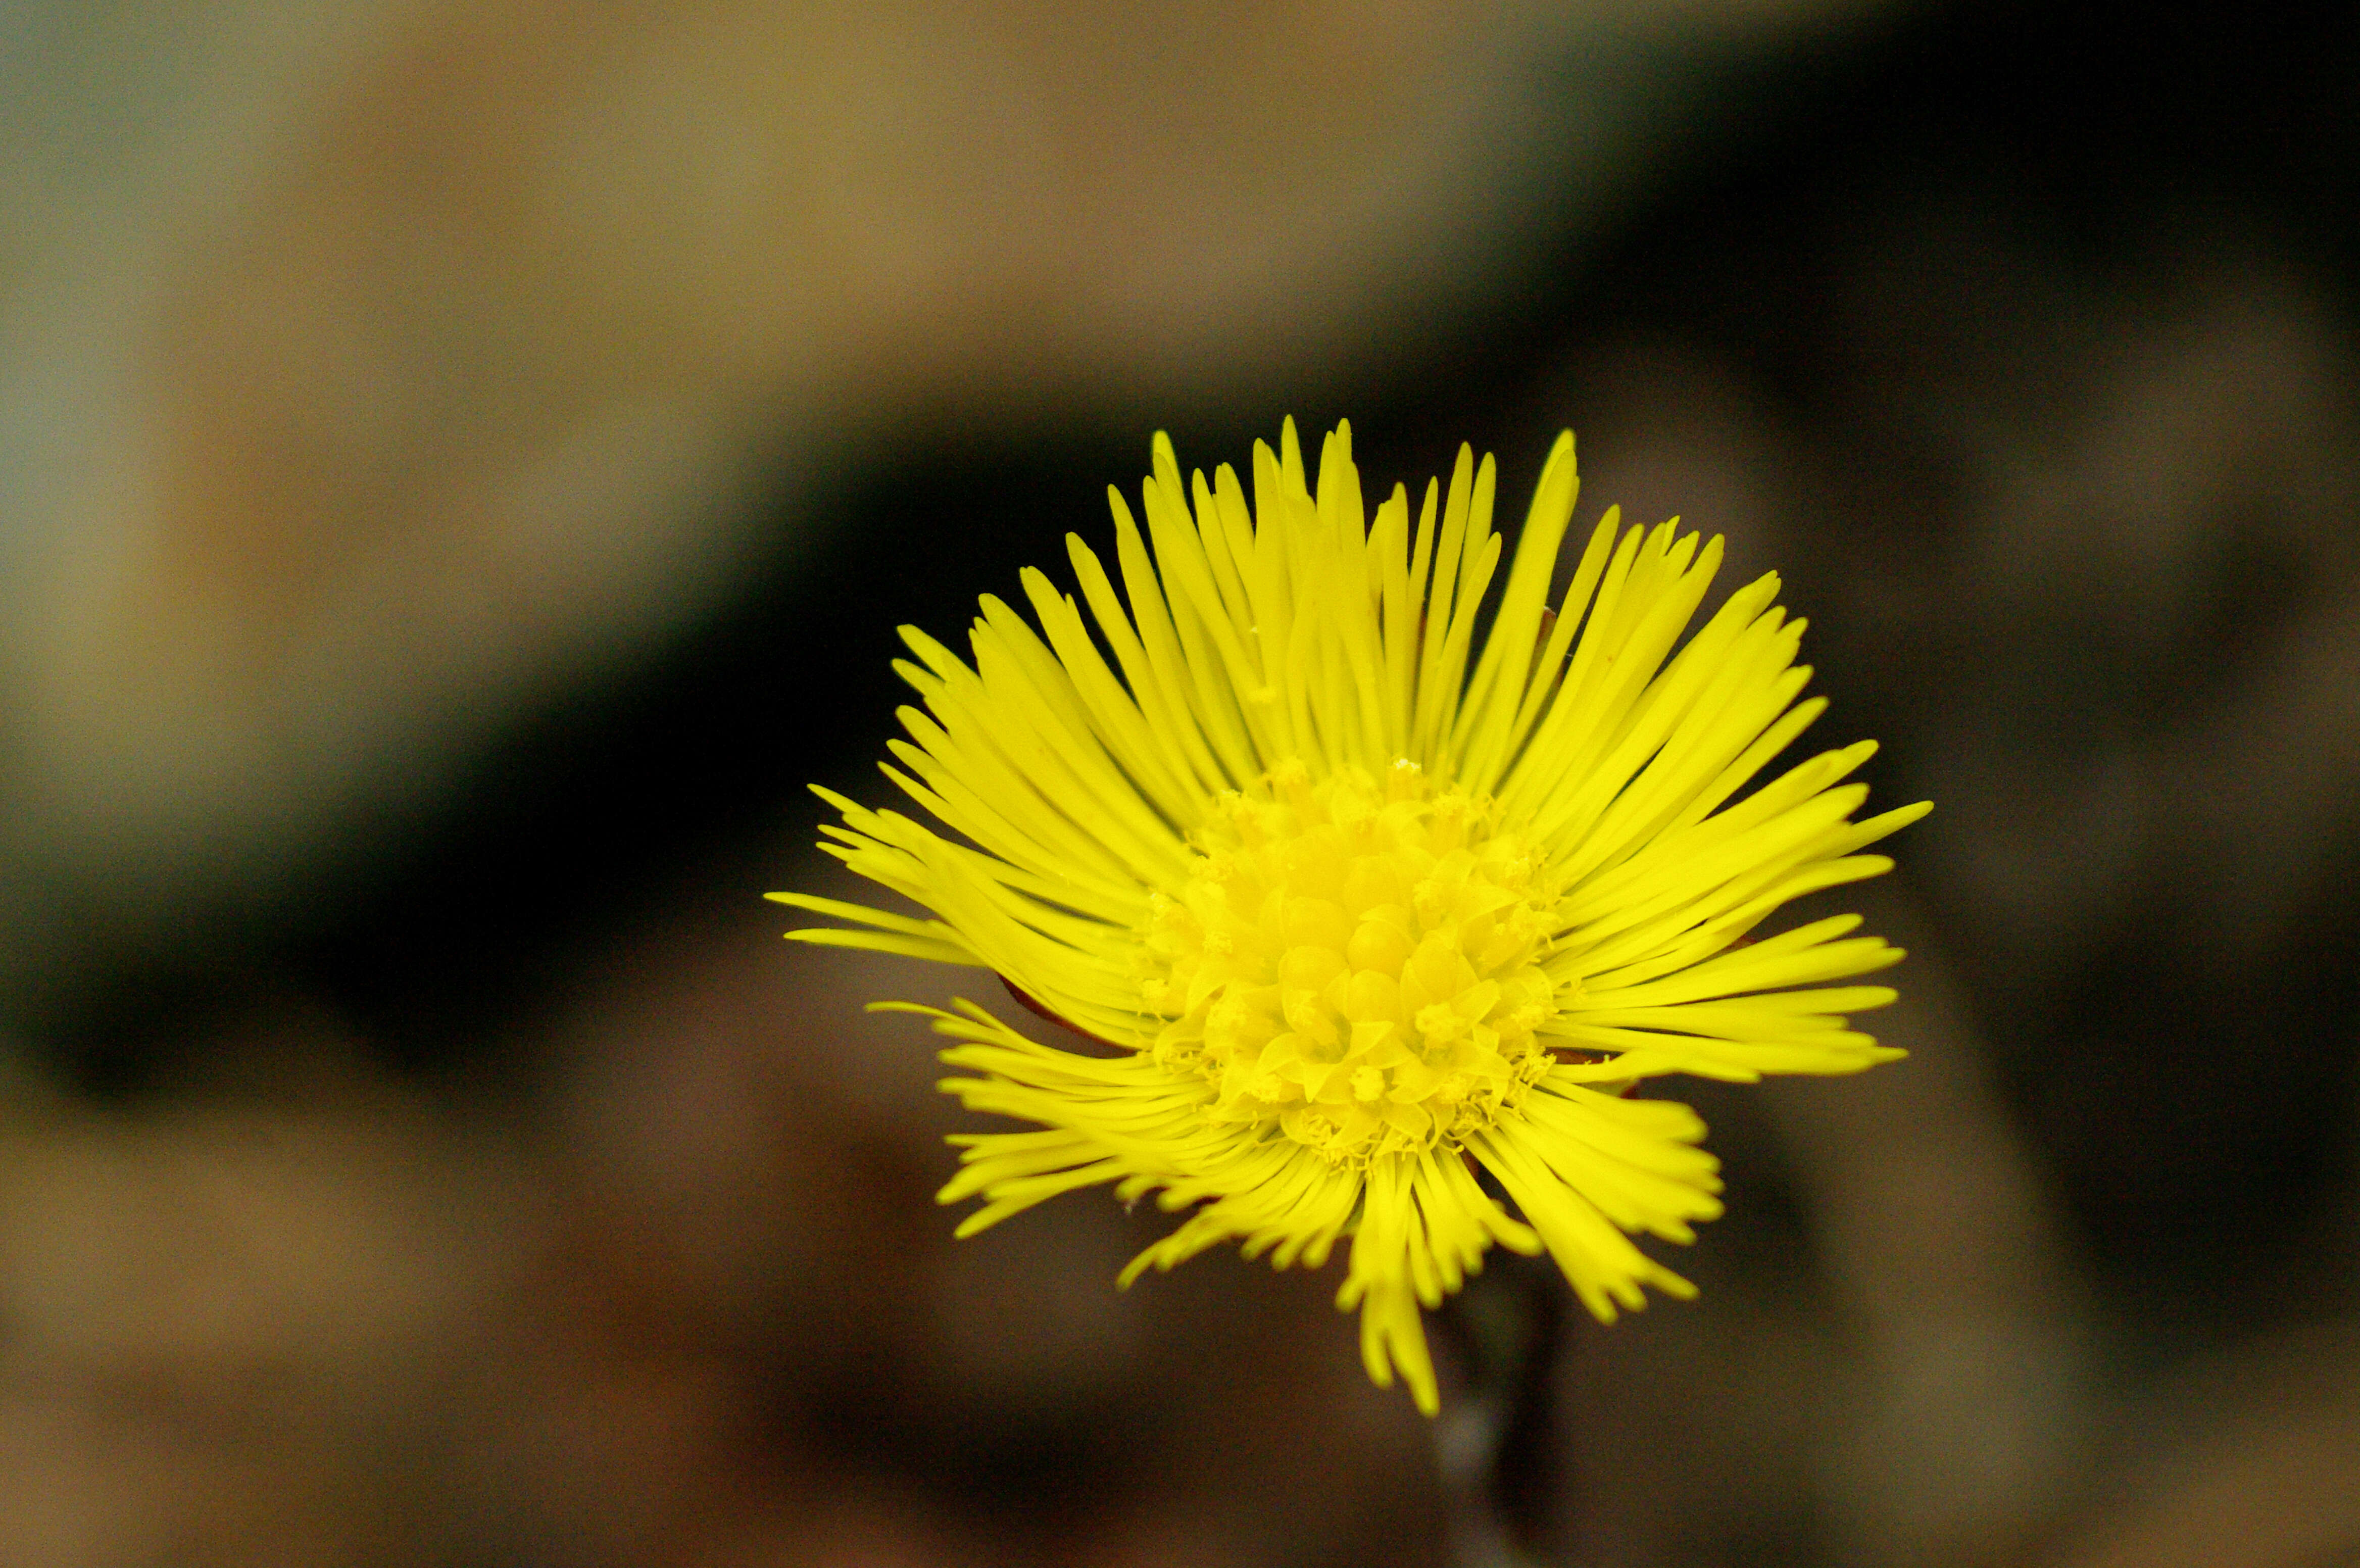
[1141, 761, 1563, 1164]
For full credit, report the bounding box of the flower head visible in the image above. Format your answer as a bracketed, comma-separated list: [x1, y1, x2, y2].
[774, 420, 1928, 1415]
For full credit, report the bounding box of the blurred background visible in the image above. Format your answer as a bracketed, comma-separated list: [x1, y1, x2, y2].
[4, 1, 2357, 1563]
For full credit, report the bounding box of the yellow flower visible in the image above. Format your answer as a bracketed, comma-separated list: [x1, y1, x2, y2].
[773, 420, 1927, 1415]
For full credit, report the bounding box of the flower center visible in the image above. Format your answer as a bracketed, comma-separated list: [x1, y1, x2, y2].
[1141, 760, 1562, 1164]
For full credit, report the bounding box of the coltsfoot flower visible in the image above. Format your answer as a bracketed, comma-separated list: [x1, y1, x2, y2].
[774, 420, 1928, 1414]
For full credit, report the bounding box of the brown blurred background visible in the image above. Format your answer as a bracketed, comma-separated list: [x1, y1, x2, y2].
[4, 2, 2357, 1564]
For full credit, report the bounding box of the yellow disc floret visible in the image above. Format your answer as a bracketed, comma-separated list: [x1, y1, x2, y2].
[1144, 758, 1561, 1165]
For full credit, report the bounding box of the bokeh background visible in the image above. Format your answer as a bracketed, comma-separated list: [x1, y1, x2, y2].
[4, 2, 2358, 1563]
